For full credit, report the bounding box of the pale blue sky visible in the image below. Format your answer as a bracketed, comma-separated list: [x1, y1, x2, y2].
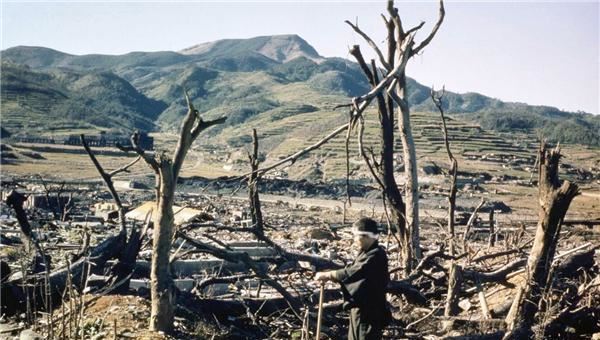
[1, 1, 598, 114]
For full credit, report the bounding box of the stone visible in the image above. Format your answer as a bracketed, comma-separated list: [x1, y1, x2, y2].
[458, 298, 472, 311]
[309, 228, 335, 240]
[20, 329, 43, 340]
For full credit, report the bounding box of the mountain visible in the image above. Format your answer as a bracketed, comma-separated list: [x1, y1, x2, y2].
[1, 35, 598, 146]
[404, 79, 600, 146]
[179, 34, 323, 63]
[1, 62, 165, 134]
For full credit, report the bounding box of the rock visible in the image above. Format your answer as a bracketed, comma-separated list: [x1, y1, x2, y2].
[421, 163, 442, 175]
[309, 228, 335, 240]
[91, 332, 107, 340]
[458, 298, 472, 311]
[20, 329, 43, 340]
[481, 201, 511, 213]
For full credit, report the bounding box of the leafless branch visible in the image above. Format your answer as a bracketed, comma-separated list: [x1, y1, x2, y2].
[387, 1, 404, 40]
[345, 21, 391, 71]
[432, 86, 458, 254]
[239, 123, 350, 178]
[411, 0, 445, 56]
[176, 231, 303, 314]
[108, 156, 141, 177]
[405, 21, 425, 36]
[81, 134, 127, 233]
[463, 199, 486, 243]
[120, 131, 159, 173]
[352, 32, 415, 106]
[358, 118, 385, 191]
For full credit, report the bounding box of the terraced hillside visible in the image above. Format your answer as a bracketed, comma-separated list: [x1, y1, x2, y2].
[1, 62, 165, 134]
[186, 107, 554, 183]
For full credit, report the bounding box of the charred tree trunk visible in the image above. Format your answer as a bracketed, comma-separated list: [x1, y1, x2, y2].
[348, 45, 410, 275]
[248, 129, 264, 235]
[150, 160, 177, 331]
[432, 87, 458, 255]
[504, 142, 579, 339]
[5, 191, 43, 261]
[444, 262, 462, 317]
[394, 71, 421, 262]
[120, 91, 226, 333]
[344, 0, 444, 273]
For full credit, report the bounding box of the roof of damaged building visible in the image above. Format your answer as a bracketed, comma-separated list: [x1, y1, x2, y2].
[125, 201, 203, 225]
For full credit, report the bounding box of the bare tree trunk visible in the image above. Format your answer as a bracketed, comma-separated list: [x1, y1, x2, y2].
[394, 73, 421, 262]
[349, 46, 410, 275]
[343, 0, 444, 274]
[444, 262, 462, 317]
[120, 91, 226, 333]
[488, 210, 495, 247]
[504, 142, 579, 339]
[248, 129, 263, 235]
[150, 161, 176, 331]
[432, 87, 457, 255]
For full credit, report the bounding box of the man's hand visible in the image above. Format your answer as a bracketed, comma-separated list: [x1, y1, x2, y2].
[315, 271, 335, 282]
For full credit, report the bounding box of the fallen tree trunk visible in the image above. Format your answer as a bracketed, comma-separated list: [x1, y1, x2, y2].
[3, 233, 125, 316]
[190, 277, 427, 318]
[462, 259, 526, 283]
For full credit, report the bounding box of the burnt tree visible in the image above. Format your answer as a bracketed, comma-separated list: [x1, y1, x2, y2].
[81, 136, 148, 293]
[345, 0, 444, 274]
[247, 129, 264, 236]
[505, 142, 580, 339]
[123, 91, 226, 333]
[432, 87, 458, 255]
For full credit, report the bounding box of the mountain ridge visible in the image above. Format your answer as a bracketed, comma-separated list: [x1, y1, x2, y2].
[1, 35, 598, 146]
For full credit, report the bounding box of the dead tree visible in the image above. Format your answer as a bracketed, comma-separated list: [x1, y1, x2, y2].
[120, 90, 226, 333]
[504, 142, 579, 339]
[81, 136, 147, 294]
[432, 87, 458, 255]
[344, 0, 445, 274]
[36, 177, 73, 221]
[3, 191, 125, 316]
[247, 129, 264, 236]
[444, 262, 462, 317]
[81, 135, 140, 234]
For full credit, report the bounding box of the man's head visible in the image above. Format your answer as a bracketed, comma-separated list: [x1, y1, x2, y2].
[352, 217, 379, 251]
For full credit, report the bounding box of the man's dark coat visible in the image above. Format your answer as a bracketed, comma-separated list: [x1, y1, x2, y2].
[332, 241, 390, 340]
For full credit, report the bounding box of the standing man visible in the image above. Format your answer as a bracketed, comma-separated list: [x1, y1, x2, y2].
[315, 217, 391, 340]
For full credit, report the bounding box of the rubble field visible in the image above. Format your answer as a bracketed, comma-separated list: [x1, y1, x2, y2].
[1, 147, 599, 339]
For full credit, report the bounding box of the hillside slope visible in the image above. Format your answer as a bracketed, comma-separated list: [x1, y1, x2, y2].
[1, 62, 165, 134]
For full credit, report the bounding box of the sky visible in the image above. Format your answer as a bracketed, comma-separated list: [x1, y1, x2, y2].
[1, 1, 599, 114]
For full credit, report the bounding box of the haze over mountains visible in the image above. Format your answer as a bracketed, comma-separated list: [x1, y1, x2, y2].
[1, 34, 598, 146]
